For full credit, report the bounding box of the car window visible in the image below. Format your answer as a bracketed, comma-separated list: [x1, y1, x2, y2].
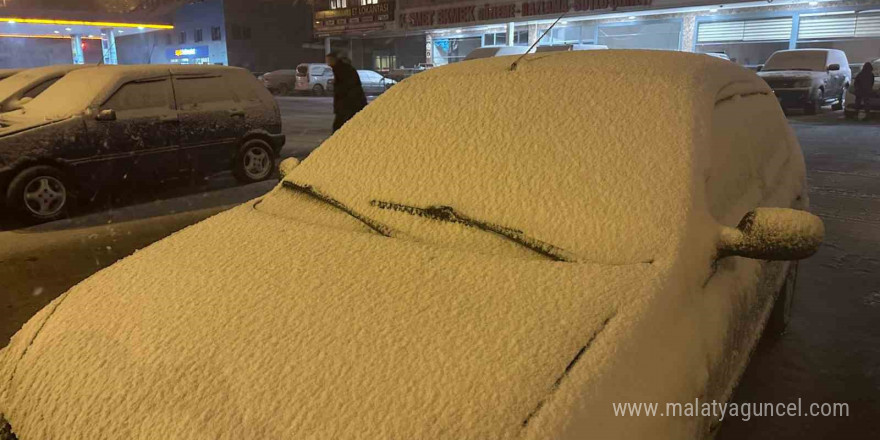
[21, 77, 61, 99]
[102, 79, 172, 112]
[229, 73, 260, 103]
[173, 75, 236, 109]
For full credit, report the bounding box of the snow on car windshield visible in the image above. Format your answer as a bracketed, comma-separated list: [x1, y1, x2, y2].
[763, 50, 827, 72]
[277, 51, 769, 264]
[16, 68, 117, 120]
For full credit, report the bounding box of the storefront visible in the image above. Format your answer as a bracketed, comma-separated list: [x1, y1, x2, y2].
[315, 0, 880, 70]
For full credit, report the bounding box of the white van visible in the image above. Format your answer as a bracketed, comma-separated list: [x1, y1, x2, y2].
[294, 63, 334, 96]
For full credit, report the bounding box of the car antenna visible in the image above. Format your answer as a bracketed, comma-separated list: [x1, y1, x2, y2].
[510, 12, 567, 72]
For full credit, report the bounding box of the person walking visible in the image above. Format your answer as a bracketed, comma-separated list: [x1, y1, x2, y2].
[326, 52, 367, 133]
[853, 62, 875, 116]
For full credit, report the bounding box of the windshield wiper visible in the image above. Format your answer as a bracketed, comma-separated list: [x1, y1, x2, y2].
[370, 200, 574, 262]
[282, 181, 392, 237]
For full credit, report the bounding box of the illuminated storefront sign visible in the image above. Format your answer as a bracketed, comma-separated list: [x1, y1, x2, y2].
[314, 1, 396, 35]
[399, 0, 652, 28]
[166, 45, 209, 60]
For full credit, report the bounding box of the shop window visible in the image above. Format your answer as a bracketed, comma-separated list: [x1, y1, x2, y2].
[373, 54, 397, 70]
[696, 18, 792, 68]
[211, 26, 222, 41]
[194, 28, 203, 43]
[330, 0, 347, 9]
[483, 32, 507, 46]
[513, 30, 529, 46]
[362, 0, 378, 4]
[598, 20, 683, 51]
[179, 31, 186, 44]
[433, 37, 481, 65]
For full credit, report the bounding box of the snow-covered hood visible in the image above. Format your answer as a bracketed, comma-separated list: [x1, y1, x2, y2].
[757, 70, 826, 82]
[0, 200, 661, 439]
[0, 110, 69, 138]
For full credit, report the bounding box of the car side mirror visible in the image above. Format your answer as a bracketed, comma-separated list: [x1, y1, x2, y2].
[96, 109, 117, 122]
[756, 64, 764, 72]
[7, 96, 33, 110]
[278, 157, 300, 178]
[717, 208, 824, 261]
[827, 64, 840, 71]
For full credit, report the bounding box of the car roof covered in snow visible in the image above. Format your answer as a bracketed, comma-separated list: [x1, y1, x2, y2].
[0, 64, 90, 102]
[15, 64, 247, 120]
[286, 50, 772, 264]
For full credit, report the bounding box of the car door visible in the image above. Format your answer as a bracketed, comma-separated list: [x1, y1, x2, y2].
[699, 92, 799, 414]
[86, 75, 180, 185]
[357, 71, 376, 95]
[173, 73, 245, 176]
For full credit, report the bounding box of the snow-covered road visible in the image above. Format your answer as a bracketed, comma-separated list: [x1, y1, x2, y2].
[0, 99, 876, 438]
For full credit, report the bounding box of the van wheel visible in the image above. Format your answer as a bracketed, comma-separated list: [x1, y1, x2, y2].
[233, 139, 275, 184]
[832, 89, 845, 111]
[312, 84, 324, 96]
[767, 262, 798, 336]
[6, 165, 73, 223]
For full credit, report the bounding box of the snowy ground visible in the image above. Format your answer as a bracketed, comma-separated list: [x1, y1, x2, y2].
[0, 98, 877, 438]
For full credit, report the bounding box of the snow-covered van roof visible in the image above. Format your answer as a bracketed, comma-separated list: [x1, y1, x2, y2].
[287, 50, 771, 264]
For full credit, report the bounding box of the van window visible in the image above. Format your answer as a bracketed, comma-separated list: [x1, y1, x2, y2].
[173, 75, 237, 109]
[102, 79, 172, 112]
[296, 65, 309, 75]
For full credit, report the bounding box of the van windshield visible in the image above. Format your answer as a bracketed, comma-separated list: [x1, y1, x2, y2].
[763, 51, 827, 72]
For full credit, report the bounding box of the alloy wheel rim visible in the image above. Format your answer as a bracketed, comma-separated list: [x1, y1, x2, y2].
[23, 176, 66, 217]
[243, 146, 270, 179]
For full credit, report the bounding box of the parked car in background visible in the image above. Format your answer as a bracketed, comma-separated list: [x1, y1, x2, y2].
[757, 48, 851, 114]
[295, 63, 334, 96]
[0, 64, 284, 223]
[0, 69, 22, 81]
[534, 43, 608, 53]
[260, 69, 297, 96]
[844, 58, 879, 119]
[0, 64, 89, 113]
[464, 46, 532, 61]
[0, 51, 824, 439]
[357, 70, 396, 95]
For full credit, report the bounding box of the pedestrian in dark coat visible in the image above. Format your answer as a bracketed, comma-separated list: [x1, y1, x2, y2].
[326, 52, 367, 133]
[853, 62, 875, 113]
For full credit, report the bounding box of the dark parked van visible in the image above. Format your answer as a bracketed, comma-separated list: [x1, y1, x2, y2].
[0, 64, 285, 223]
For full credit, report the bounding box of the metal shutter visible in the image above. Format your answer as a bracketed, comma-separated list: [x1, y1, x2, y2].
[855, 11, 880, 38]
[697, 18, 793, 43]
[798, 12, 856, 39]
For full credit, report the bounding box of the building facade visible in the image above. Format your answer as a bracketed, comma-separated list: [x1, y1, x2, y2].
[0, 0, 324, 72]
[314, 0, 880, 71]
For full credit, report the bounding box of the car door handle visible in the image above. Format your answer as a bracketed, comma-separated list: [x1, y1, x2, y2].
[158, 114, 179, 123]
[228, 109, 245, 117]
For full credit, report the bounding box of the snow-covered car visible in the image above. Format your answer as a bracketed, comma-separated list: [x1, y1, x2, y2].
[843, 58, 879, 119]
[0, 64, 89, 113]
[757, 49, 851, 114]
[464, 46, 533, 61]
[294, 63, 334, 96]
[0, 64, 284, 223]
[704, 52, 732, 62]
[534, 43, 609, 53]
[0, 51, 823, 439]
[357, 69, 396, 95]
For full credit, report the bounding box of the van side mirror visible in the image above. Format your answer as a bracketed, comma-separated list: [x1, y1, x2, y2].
[96, 109, 117, 122]
[756, 64, 763, 72]
[827, 64, 840, 71]
[718, 208, 824, 261]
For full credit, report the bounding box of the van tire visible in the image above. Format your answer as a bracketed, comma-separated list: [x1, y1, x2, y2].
[312, 84, 324, 96]
[6, 165, 73, 224]
[233, 139, 275, 184]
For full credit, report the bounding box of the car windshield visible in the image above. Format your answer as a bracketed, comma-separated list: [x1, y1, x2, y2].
[763, 51, 827, 72]
[16, 68, 115, 120]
